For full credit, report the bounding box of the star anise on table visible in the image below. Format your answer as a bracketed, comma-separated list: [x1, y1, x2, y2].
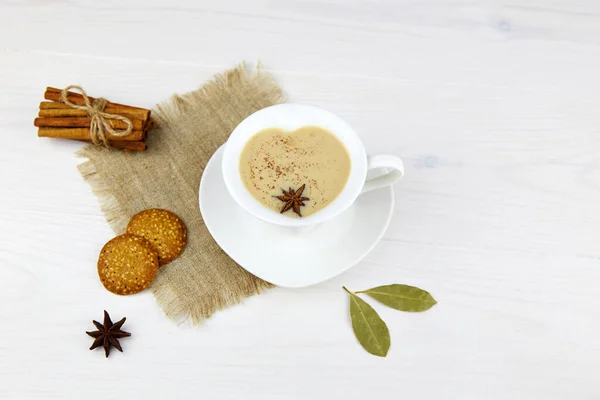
[275, 184, 310, 217]
[86, 310, 131, 358]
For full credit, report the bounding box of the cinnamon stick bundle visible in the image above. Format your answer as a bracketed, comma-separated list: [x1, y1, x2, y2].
[35, 86, 153, 151]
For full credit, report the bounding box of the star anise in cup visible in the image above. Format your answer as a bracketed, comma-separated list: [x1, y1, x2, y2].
[86, 310, 131, 358]
[275, 184, 310, 217]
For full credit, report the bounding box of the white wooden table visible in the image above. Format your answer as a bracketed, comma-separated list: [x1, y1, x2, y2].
[2, 1, 600, 398]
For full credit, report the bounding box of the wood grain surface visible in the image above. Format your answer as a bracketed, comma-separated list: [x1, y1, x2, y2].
[1, 0, 599, 399]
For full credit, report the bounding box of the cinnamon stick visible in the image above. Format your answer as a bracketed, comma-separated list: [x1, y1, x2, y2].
[46, 87, 148, 111]
[38, 107, 145, 121]
[38, 127, 144, 142]
[40, 101, 144, 111]
[101, 140, 146, 152]
[39, 102, 151, 125]
[35, 117, 145, 131]
[73, 139, 146, 151]
[43, 89, 151, 121]
[39, 108, 93, 118]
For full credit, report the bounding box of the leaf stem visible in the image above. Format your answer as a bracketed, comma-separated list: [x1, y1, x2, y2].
[342, 286, 353, 295]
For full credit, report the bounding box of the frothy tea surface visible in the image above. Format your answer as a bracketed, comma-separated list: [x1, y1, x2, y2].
[239, 126, 351, 217]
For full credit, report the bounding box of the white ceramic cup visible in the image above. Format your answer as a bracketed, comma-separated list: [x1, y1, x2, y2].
[222, 104, 404, 227]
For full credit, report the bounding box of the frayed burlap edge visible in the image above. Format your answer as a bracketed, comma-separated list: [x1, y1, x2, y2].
[77, 63, 279, 324]
[76, 161, 130, 233]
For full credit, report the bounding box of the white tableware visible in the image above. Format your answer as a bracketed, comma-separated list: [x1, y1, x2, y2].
[221, 104, 404, 227]
[199, 146, 395, 288]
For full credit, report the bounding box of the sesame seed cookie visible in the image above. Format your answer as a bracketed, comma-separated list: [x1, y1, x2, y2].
[97, 234, 159, 295]
[126, 209, 187, 266]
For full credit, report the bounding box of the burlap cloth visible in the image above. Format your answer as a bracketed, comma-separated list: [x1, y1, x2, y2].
[78, 64, 282, 324]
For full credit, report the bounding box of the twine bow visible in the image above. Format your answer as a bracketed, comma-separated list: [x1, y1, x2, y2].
[60, 85, 133, 147]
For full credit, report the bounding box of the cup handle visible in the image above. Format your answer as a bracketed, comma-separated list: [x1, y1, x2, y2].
[360, 155, 404, 195]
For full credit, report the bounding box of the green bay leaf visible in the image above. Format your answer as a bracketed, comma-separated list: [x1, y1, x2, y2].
[357, 284, 437, 312]
[343, 287, 390, 357]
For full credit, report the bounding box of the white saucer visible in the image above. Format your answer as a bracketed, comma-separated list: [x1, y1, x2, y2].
[199, 146, 395, 288]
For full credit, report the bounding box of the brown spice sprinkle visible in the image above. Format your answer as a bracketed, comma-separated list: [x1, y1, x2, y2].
[126, 209, 187, 266]
[97, 234, 158, 295]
